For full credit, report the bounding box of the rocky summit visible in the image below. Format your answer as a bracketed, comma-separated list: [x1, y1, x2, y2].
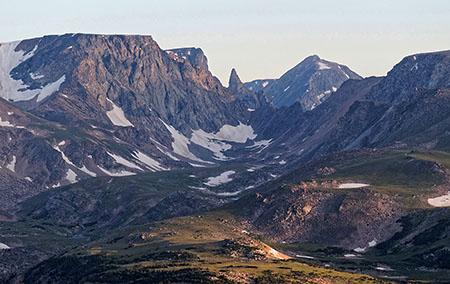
[253, 55, 362, 110]
[1, 33, 450, 283]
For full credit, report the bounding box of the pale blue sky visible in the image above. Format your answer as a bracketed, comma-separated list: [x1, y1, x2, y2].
[1, 0, 449, 84]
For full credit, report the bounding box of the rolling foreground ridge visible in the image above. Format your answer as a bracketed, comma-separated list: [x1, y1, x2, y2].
[1, 33, 450, 283]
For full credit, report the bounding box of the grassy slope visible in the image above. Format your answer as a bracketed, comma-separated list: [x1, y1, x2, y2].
[315, 150, 449, 210]
[262, 149, 450, 283]
[25, 211, 390, 284]
[16, 148, 450, 283]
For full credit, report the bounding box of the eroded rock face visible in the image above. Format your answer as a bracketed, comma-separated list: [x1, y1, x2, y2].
[243, 185, 403, 249]
[6, 34, 246, 132]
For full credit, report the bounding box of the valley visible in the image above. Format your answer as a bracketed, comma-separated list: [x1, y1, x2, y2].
[1, 33, 450, 283]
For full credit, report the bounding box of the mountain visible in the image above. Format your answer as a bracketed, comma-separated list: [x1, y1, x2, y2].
[0, 34, 279, 182]
[248, 77, 382, 167]
[261, 55, 362, 110]
[249, 50, 450, 164]
[3, 32, 450, 283]
[227, 68, 271, 109]
[312, 50, 450, 155]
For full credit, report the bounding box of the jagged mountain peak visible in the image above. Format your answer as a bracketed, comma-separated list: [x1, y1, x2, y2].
[228, 68, 245, 92]
[262, 55, 362, 110]
[227, 68, 271, 110]
[165, 47, 209, 71]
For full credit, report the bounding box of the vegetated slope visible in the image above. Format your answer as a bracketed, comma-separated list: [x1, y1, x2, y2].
[22, 212, 390, 284]
[232, 149, 449, 248]
[0, 98, 157, 211]
[3, 34, 450, 283]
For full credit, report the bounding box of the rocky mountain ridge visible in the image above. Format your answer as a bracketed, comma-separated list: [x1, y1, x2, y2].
[2, 33, 450, 283]
[248, 55, 362, 110]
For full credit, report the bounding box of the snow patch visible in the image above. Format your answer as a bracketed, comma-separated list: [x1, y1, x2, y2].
[25, 176, 33, 182]
[247, 108, 255, 112]
[213, 122, 256, 143]
[51, 182, 61, 188]
[191, 122, 256, 160]
[79, 165, 96, 177]
[279, 160, 286, 165]
[216, 190, 241, 196]
[106, 98, 134, 127]
[376, 266, 394, 271]
[189, 186, 207, 190]
[262, 81, 269, 88]
[133, 151, 166, 171]
[53, 145, 96, 177]
[354, 247, 366, 253]
[283, 86, 290, 92]
[107, 152, 142, 171]
[246, 139, 272, 152]
[204, 170, 235, 187]
[428, 192, 450, 207]
[0, 242, 10, 250]
[338, 183, 370, 189]
[342, 70, 350, 79]
[65, 168, 78, 183]
[30, 72, 44, 80]
[161, 120, 207, 163]
[317, 62, 331, 70]
[344, 254, 356, 258]
[368, 239, 377, 247]
[0, 116, 14, 127]
[6, 155, 16, 172]
[189, 163, 207, 167]
[35, 75, 66, 102]
[296, 254, 314, 259]
[0, 41, 65, 102]
[162, 120, 257, 162]
[191, 129, 232, 161]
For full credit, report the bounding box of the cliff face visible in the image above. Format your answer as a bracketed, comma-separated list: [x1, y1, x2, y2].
[0, 34, 259, 210]
[2, 34, 245, 131]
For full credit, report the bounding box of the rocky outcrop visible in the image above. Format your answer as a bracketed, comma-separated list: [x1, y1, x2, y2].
[1, 34, 255, 169]
[165, 47, 209, 71]
[242, 185, 402, 249]
[227, 68, 271, 109]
